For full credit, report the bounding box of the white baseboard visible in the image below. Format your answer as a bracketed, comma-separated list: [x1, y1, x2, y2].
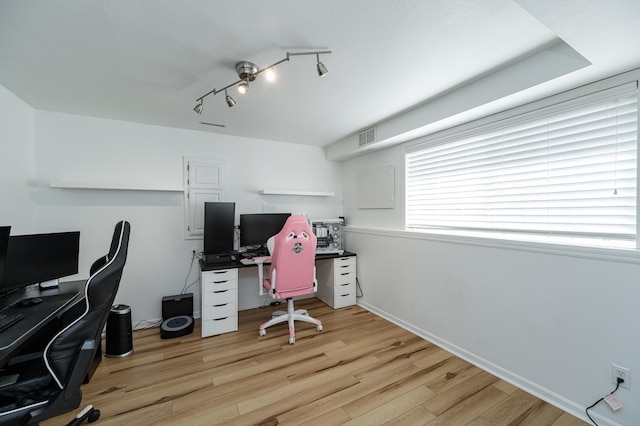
[356, 301, 622, 426]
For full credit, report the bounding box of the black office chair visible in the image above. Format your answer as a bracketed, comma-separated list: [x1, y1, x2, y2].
[0, 220, 130, 425]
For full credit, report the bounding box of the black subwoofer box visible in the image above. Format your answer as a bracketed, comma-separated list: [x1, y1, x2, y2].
[161, 293, 194, 339]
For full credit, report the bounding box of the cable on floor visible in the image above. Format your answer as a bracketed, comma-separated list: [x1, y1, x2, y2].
[585, 378, 623, 426]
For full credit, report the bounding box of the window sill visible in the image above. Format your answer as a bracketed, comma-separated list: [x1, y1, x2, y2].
[344, 226, 640, 265]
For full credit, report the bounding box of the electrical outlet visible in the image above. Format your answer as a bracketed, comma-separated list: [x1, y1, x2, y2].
[611, 363, 631, 390]
[189, 247, 199, 255]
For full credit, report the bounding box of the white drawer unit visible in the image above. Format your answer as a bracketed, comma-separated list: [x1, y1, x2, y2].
[201, 268, 238, 337]
[316, 255, 357, 309]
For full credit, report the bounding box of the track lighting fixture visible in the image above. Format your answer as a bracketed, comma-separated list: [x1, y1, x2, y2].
[225, 89, 236, 107]
[265, 67, 276, 82]
[316, 53, 328, 77]
[237, 80, 249, 94]
[236, 61, 258, 81]
[193, 100, 203, 114]
[193, 50, 331, 114]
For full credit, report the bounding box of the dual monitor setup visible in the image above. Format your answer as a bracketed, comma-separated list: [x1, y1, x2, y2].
[0, 226, 80, 301]
[203, 202, 290, 263]
[202, 202, 346, 264]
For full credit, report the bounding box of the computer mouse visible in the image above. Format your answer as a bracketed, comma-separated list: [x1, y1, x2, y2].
[18, 297, 42, 307]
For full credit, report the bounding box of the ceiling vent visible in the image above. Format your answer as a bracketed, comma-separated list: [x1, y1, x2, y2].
[358, 127, 376, 147]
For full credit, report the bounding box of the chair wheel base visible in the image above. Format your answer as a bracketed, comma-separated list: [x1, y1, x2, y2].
[66, 405, 100, 426]
[258, 298, 322, 344]
[89, 409, 101, 423]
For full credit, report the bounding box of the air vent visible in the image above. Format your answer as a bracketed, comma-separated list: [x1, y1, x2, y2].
[358, 127, 376, 147]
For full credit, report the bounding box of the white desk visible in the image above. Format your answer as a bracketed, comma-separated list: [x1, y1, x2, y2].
[199, 252, 357, 337]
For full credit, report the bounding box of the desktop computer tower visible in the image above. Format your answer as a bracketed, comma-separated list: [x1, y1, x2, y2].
[310, 219, 345, 254]
[105, 304, 133, 358]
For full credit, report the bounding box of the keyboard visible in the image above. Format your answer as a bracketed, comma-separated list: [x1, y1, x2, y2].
[0, 313, 25, 333]
[240, 256, 271, 265]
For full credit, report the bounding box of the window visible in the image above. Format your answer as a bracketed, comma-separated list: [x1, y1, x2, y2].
[405, 82, 638, 248]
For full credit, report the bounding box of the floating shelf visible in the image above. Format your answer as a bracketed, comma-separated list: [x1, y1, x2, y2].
[259, 189, 335, 197]
[49, 181, 184, 192]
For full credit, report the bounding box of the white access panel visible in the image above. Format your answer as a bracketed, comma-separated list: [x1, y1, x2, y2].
[357, 164, 394, 209]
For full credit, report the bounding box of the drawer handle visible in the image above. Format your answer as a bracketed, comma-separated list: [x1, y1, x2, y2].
[213, 290, 228, 294]
[213, 317, 228, 321]
[213, 280, 229, 284]
[213, 271, 229, 274]
[213, 303, 228, 307]
[339, 283, 350, 286]
[340, 272, 351, 275]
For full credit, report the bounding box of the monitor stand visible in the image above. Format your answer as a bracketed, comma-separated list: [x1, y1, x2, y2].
[39, 278, 59, 289]
[204, 253, 234, 264]
[255, 245, 269, 256]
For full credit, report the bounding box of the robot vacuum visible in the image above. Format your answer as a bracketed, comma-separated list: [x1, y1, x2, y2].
[160, 315, 194, 339]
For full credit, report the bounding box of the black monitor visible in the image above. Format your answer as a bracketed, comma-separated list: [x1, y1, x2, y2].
[0, 226, 10, 289]
[240, 213, 291, 249]
[1, 231, 80, 293]
[203, 202, 236, 255]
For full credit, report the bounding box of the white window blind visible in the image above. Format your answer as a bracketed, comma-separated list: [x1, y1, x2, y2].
[406, 83, 638, 245]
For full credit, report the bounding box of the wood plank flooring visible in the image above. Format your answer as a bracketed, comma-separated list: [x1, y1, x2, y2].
[43, 299, 587, 425]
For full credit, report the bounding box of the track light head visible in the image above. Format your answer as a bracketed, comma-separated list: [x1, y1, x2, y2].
[316, 53, 328, 77]
[193, 101, 203, 114]
[237, 80, 249, 94]
[317, 61, 328, 77]
[225, 89, 236, 107]
[265, 67, 276, 82]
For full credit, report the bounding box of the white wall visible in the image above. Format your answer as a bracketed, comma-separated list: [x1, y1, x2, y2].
[342, 147, 638, 426]
[0, 86, 38, 232]
[31, 111, 343, 324]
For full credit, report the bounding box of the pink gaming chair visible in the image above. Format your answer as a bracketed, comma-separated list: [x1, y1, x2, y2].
[255, 215, 323, 344]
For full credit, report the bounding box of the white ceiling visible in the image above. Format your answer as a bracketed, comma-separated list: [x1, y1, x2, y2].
[1, 0, 639, 148]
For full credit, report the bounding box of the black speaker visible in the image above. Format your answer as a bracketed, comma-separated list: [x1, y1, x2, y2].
[105, 304, 133, 358]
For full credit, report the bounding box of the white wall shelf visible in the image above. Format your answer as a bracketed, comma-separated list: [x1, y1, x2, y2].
[259, 189, 335, 197]
[49, 181, 184, 192]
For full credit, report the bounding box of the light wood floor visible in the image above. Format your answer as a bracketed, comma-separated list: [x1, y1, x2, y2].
[43, 299, 587, 425]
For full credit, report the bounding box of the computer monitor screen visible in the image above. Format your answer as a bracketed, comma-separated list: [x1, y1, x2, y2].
[240, 213, 291, 248]
[1, 231, 80, 292]
[203, 202, 235, 255]
[0, 226, 10, 289]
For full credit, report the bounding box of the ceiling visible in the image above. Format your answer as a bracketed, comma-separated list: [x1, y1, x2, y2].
[1, 0, 640, 148]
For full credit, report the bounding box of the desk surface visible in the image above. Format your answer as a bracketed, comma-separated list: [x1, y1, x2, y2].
[200, 251, 356, 272]
[0, 281, 84, 366]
